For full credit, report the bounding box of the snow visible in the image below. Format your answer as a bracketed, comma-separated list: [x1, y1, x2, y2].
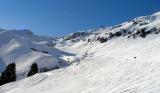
[0, 30, 59, 79]
[1, 11, 160, 93]
[152, 12, 160, 16]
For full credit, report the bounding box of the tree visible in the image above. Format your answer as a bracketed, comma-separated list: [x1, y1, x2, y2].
[27, 63, 38, 77]
[0, 63, 16, 86]
[0, 77, 2, 85]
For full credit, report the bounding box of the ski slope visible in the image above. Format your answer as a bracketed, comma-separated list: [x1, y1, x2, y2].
[0, 12, 160, 93]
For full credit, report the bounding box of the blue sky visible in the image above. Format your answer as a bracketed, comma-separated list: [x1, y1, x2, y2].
[0, 0, 159, 36]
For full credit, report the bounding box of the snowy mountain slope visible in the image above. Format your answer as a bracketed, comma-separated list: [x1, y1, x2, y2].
[0, 29, 60, 79]
[0, 12, 160, 93]
[57, 11, 160, 47]
[2, 57, 160, 93]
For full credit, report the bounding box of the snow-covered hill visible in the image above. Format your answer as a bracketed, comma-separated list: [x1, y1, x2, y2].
[0, 12, 160, 93]
[0, 29, 61, 79]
